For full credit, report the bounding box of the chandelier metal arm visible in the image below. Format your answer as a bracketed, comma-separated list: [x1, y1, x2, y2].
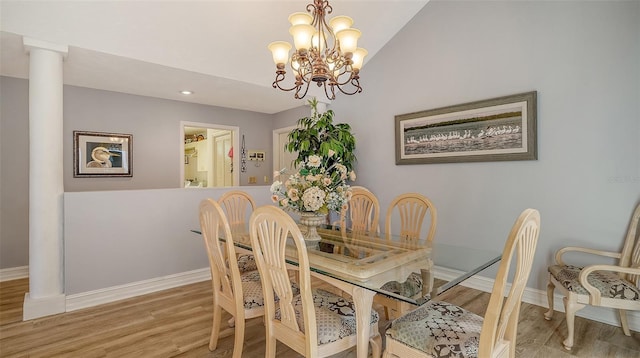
[324, 82, 337, 100]
[272, 72, 312, 100]
[295, 80, 311, 99]
[271, 67, 299, 93]
[335, 78, 363, 96]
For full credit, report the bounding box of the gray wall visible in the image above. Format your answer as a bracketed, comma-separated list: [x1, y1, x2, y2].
[328, 1, 640, 291]
[0, 77, 29, 268]
[63, 85, 274, 191]
[0, 77, 280, 269]
[272, 105, 309, 130]
[64, 186, 273, 296]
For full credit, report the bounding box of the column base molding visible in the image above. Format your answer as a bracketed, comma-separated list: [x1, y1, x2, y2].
[23, 292, 66, 320]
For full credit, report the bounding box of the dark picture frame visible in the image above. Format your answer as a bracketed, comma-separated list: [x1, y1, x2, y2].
[395, 91, 537, 164]
[73, 130, 133, 177]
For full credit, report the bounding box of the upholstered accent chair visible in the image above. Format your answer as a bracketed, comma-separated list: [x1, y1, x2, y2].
[377, 193, 437, 319]
[249, 205, 382, 358]
[384, 208, 540, 358]
[545, 202, 640, 350]
[198, 199, 265, 358]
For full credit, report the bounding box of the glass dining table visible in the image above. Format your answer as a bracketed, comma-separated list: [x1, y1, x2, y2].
[192, 224, 501, 358]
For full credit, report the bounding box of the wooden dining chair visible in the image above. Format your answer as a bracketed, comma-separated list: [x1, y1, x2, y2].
[249, 205, 382, 358]
[218, 190, 256, 229]
[218, 190, 257, 273]
[377, 192, 437, 319]
[338, 186, 380, 236]
[384, 192, 437, 244]
[544, 202, 640, 350]
[384, 208, 541, 358]
[199, 198, 266, 358]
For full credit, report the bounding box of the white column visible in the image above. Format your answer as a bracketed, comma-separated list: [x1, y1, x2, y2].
[315, 100, 328, 114]
[22, 38, 68, 320]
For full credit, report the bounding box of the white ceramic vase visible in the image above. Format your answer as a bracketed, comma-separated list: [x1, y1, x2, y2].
[298, 212, 326, 248]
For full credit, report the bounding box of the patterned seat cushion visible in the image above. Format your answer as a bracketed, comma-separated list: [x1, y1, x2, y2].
[237, 254, 258, 273]
[548, 265, 640, 301]
[240, 270, 300, 310]
[275, 288, 380, 345]
[240, 270, 266, 309]
[380, 272, 423, 297]
[385, 300, 483, 358]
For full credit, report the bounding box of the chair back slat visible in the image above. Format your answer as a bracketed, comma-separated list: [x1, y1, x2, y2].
[479, 209, 540, 358]
[397, 200, 427, 240]
[385, 193, 437, 244]
[340, 187, 380, 236]
[218, 190, 257, 230]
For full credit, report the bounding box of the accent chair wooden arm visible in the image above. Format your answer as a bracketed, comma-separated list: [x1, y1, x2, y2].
[554, 246, 622, 266]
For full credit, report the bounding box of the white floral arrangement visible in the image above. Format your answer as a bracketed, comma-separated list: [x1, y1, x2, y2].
[270, 153, 356, 214]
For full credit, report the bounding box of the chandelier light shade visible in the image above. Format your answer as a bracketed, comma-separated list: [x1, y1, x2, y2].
[268, 0, 367, 100]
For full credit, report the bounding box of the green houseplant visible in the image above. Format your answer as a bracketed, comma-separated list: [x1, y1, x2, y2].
[285, 98, 356, 172]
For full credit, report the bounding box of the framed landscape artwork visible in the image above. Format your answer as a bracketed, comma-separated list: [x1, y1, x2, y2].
[395, 91, 537, 164]
[73, 130, 133, 177]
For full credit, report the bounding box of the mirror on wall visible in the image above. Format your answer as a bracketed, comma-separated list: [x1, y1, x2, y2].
[181, 122, 239, 188]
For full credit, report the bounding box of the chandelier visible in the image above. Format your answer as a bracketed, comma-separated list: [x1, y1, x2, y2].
[268, 0, 368, 100]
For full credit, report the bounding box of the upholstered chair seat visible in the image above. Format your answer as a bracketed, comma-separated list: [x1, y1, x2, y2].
[236, 254, 258, 273]
[240, 270, 300, 310]
[275, 288, 380, 345]
[385, 300, 483, 358]
[548, 264, 640, 301]
[238, 271, 266, 309]
[380, 272, 423, 298]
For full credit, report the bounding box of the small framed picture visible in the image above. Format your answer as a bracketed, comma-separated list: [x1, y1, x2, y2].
[73, 130, 133, 177]
[248, 150, 265, 161]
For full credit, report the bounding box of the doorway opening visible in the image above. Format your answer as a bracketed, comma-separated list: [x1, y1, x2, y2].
[180, 121, 239, 188]
[272, 125, 298, 182]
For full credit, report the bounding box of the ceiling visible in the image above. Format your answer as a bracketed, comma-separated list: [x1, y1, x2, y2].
[0, 1, 428, 114]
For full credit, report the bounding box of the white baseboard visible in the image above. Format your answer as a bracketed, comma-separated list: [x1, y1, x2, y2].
[62, 264, 639, 332]
[433, 265, 640, 332]
[65, 268, 211, 312]
[0, 266, 29, 282]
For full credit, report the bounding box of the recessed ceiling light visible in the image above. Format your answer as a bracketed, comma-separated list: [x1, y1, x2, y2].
[180, 90, 193, 95]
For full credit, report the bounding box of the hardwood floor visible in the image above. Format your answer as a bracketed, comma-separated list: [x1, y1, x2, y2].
[1, 278, 638, 357]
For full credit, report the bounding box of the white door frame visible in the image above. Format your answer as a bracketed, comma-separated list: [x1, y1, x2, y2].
[272, 125, 297, 175]
[180, 121, 240, 187]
